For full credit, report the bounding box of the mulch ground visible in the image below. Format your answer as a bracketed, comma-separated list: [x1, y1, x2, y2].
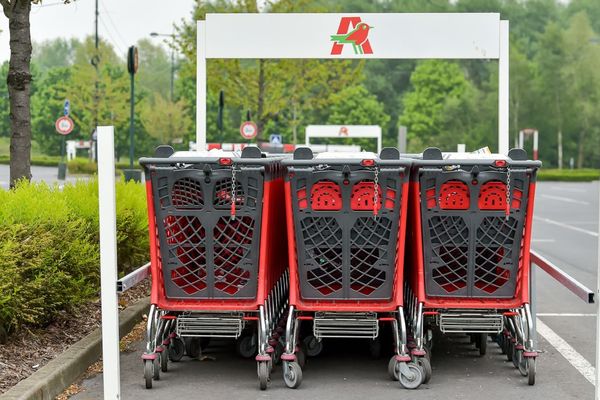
[0, 279, 150, 396]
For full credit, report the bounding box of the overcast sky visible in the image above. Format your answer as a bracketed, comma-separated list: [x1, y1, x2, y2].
[0, 0, 196, 62]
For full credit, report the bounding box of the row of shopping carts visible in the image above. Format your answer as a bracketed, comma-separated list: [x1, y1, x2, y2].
[139, 145, 541, 390]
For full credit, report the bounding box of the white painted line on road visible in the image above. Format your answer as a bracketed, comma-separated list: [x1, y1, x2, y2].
[532, 239, 556, 243]
[538, 313, 595, 317]
[534, 216, 599, 237]
[536, 318, 595, 385]
[541, 194, 590, 205]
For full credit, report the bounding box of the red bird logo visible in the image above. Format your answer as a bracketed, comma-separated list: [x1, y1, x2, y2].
[330, 17, 374, 55]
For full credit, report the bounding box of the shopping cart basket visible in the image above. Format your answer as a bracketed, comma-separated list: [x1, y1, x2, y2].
[281, 147, 422, 389]
[406, 147, 541, 385]
[139, 146, 289, 390]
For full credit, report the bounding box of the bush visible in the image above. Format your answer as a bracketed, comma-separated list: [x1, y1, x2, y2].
[537, 168, 600, 182]
[0, 155, 61, 167]
[0, 179, 149, 334]
[67, 158, 134, 175]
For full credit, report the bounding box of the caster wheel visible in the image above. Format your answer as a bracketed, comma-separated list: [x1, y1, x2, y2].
[527, 357, 536, 386]
[160, 351, 168, 372]
[296, 348, 306, 369]
[144, 359, 153, 389]
[478, 333, 487, 356]
[236, 334, 257, 359]
[417, 357, 432, 384]
[186, 338, 201, 358]
[500, 336, 507, 354]
[512, 346, 520, 369]
[153, 357, 160, 380]
[169, 338, 185, 362]
[506, 341, 514, 362]
[399, 362, 423, 390]
[283, 361, 303, 389]
[303, 335, 323, 357]
[369, 339, 382, 359]
[517, 350, 528, 376]
[388, 356, 399, 381]
[257, 361, 270, 391]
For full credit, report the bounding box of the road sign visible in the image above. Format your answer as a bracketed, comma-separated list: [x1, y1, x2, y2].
[64, 99, 70, 116]
[240, 121, 258, 140]
[55, 116, 74, 135]
[269, 134, 282, 145]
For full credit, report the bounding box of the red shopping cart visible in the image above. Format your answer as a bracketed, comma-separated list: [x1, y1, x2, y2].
[280, 147, 422, 389]
[139, 146, 288, 390]
[406, 147, 541, 385]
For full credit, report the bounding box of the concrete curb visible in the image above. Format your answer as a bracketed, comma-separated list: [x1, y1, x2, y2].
[0, 297, 151, 400]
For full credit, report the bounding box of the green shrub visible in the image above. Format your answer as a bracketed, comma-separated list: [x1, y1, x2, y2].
[0, 155, 62, 167]
[537, 168, 600, 182]
[0, 179, 148, 334]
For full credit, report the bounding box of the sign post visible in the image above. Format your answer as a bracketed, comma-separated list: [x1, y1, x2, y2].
[125, 46, 141, 182]
[55, 114, 74, 180]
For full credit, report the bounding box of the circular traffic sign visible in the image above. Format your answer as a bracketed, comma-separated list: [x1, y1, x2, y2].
[55, 116, 74, 135]
[240, 121, 258, 140]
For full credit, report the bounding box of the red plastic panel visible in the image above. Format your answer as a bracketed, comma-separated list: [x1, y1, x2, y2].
[311, 180, 342, 210]
[511, 188, 523, 210]
[350, 181, 382, 211]
[478, 181, 506, 210]
[426, 188, 437, 209]
[439, 181, 470, 210]
[297, 187, 308, 209]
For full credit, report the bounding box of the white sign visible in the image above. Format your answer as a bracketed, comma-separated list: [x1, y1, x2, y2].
[55, 116, 74, 135]
[306, 125, 382, 153]
[270, 134, 282, 145]
[240, 121, 258, 140]
[205, 13, 500, 59]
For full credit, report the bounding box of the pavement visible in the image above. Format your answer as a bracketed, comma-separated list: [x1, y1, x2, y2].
[65, 181, 600, 399]
[0, 164, 89, 189]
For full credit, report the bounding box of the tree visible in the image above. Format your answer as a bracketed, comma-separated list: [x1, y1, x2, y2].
[140, 94, 192, 145]
[0, 61, 8, 137]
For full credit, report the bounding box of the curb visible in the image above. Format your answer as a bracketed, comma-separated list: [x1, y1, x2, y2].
[0, 297, 150, 400]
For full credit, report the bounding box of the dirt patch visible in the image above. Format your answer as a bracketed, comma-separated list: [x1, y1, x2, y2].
[0, 279, 150, 395]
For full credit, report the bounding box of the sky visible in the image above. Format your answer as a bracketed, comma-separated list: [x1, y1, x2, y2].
[0, 0, 197, 62]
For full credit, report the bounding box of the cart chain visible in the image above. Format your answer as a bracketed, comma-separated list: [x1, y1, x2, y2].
[230, 165, 237, 220]
[373, 166, 380, 218]
[505, 167, 511, 220]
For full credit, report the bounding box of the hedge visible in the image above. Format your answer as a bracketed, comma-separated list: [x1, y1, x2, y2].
[0, 179, 149, 335]
[537, 168, 600, 182]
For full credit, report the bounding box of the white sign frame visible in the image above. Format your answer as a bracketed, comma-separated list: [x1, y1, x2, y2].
[197, 13, 509, 154]
[306, 125, 382, 153]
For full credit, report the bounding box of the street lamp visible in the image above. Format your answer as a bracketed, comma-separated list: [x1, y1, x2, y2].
[150, 31, 176, 102]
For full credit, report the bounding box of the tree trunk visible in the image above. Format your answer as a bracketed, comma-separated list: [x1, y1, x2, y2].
[6, 0, 33, 187]
[576, 129, 585, 169]
[256, 59, 265, 142]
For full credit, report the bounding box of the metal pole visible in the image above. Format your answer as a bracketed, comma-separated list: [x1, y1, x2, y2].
[129, 71, 135, 169]
[97, 126, 121, 400]
[498, 21, 509, 155]
[398, 126, 407, 154]
[595, 182, 600, 399]
[93, 0, 99, 162]
[170, 39, 175, 102]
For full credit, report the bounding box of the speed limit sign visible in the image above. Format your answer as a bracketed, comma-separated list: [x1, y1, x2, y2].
[240, 121, 258, 140]
[55, 116, 74, 135]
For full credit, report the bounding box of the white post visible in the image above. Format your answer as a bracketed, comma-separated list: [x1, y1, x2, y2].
[533, 130, 539, 160]
[519, 130, 524, 149]
[97, 126, 121, 400]
[196, 21, 207, 151]
[457, 143, 466, 153]
[498, 20, 509, 155]
[596, 183, 600, 399]
[377, 135, 382, 154]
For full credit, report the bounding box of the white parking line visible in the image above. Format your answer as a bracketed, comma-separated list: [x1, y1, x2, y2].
[536, 318, 595, 385]
[534, 216, 599, 237]
[538, 313, 595, 317]
[540, 194, 590, 205]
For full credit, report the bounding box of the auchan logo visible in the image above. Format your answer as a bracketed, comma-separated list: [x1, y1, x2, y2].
[330, 17, 374, 55]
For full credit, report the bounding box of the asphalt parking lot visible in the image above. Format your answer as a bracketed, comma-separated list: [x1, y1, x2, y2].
[68, 180, 598, 399]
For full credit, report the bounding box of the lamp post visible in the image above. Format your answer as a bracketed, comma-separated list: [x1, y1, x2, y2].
[150, 31, 176, 102]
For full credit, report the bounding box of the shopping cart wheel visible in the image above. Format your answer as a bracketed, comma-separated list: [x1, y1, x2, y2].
[283, 361, 302, 389]
[512, 346, 521, 369]
[369, 338, 382, 359]
[527, 357, 536, 386]
[168, 338, 185, 362]
[506, 341, 514, 362]
[477, 333, 487, 356]
[257, 361, 270, 391]
[388, 356, 399, 381]
[399, 362, 423, 390]
[303, 335, 323, 357]
[236, 333, 258, 359]
[160, 351, 168, 373]
[517, 350, 528, 376]
[144, 360, 153, 389]
[416, 357, 432, 384]
[153, 357, 160, 380]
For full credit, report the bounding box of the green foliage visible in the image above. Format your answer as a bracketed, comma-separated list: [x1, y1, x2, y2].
[0, 179, 148, 333]
[0, 62, 8, 138]
[327, 85, 390, 127]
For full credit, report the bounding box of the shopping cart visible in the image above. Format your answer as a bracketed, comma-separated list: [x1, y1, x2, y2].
[139, 146, 289, 390]
[281, 147, 421, 389]
[406, 147, 541, 385]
